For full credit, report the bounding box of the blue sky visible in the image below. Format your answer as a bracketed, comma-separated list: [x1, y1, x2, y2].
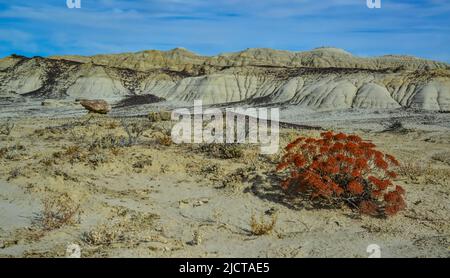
[0, 0, 449, 62]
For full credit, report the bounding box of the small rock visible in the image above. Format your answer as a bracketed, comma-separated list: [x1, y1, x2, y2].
[79, 99, 111, 114]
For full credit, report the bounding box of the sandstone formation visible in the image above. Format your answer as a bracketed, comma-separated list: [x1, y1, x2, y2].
[1, 48, 449, 111]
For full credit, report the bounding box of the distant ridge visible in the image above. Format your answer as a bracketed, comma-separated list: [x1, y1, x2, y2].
[46, 47, 449, 72]
[1, 47, 449, 111]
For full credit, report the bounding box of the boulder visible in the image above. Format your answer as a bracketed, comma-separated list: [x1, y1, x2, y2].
[79, 99, 111, 114]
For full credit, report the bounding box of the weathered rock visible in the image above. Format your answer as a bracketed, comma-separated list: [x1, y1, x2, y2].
[1, 48, 450, 111]
[79, 99, 111, 114]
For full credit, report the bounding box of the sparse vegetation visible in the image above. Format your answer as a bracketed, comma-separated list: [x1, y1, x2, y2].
[37, 193, 80, 231]
[132, 156, 153, 169]
[0, 118, 14, 136]
[431, 151, 450, 166]
[1, 113, 448, 257]
[120, 119, 153, 146]
[221, 167, 251, 191]
[156, 134, 173, 146]
[199, 143, 244, 159]
[397, 161, 450, 183]
[81, 210, 159, 246]
[0, 144, 27, 160]
[87, 153, 108, 167]
[88, 134, 125, 150]
[82, 224, 122, 246]
[35, 116, 93, 138]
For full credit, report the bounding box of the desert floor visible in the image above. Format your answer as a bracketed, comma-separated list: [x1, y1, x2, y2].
[0, 108, 449, 258]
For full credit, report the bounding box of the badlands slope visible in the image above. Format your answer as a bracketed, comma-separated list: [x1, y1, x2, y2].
[1, 47, 450, 110]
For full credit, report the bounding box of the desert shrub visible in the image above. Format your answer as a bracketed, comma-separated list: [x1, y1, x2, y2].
[7, 168, 24, 180]
[88, 134, 126, 150]
[397, 162, 449, 184]
[81, 211, 158, 246]
[0, 118, 15, 136]
[156, 134, 173, 146]
[132, 156, 153, 169]
[250, 213, 277, 236]
[37, 193, 80, 231]
[276, 131, 406, 217]
[397, 162, 433, 178]
[64, 145, 86, 163]
[201, 164, 220, 175]
[36, 117, 93, 138]
[0, 144, 26, 160]
[87, 153, 108, 167]
[105, 120, 119, 129]
[199, 143, 244, 159]
[82, 224, 121, 246]
[120, 119, 152, 146]
[221, 167, 251, 191]
[51, 145, 87, 164]
[40, 157, 56, 167]
[431, 151, 450, 166]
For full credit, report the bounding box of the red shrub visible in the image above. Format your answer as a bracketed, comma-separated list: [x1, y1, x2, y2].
[277, 131, 406, 217]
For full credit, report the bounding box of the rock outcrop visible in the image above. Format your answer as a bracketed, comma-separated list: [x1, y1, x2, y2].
[1, 48, 449, 111]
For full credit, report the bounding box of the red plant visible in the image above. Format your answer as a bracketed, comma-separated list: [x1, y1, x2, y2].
[277, 131, 406, 217]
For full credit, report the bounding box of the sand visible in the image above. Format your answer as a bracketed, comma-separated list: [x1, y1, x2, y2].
[0, 108, 449, 258]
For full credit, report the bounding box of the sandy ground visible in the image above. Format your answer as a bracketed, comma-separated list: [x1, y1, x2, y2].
[0, 105, 449, 258]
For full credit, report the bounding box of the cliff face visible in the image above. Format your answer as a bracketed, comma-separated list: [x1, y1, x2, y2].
[1, 48, 450, 110]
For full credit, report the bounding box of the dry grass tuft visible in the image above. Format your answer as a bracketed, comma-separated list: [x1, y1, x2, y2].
[398, 162, 450, 183]
[250, 213, 277, 236]
[82, 224, 122, 246]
